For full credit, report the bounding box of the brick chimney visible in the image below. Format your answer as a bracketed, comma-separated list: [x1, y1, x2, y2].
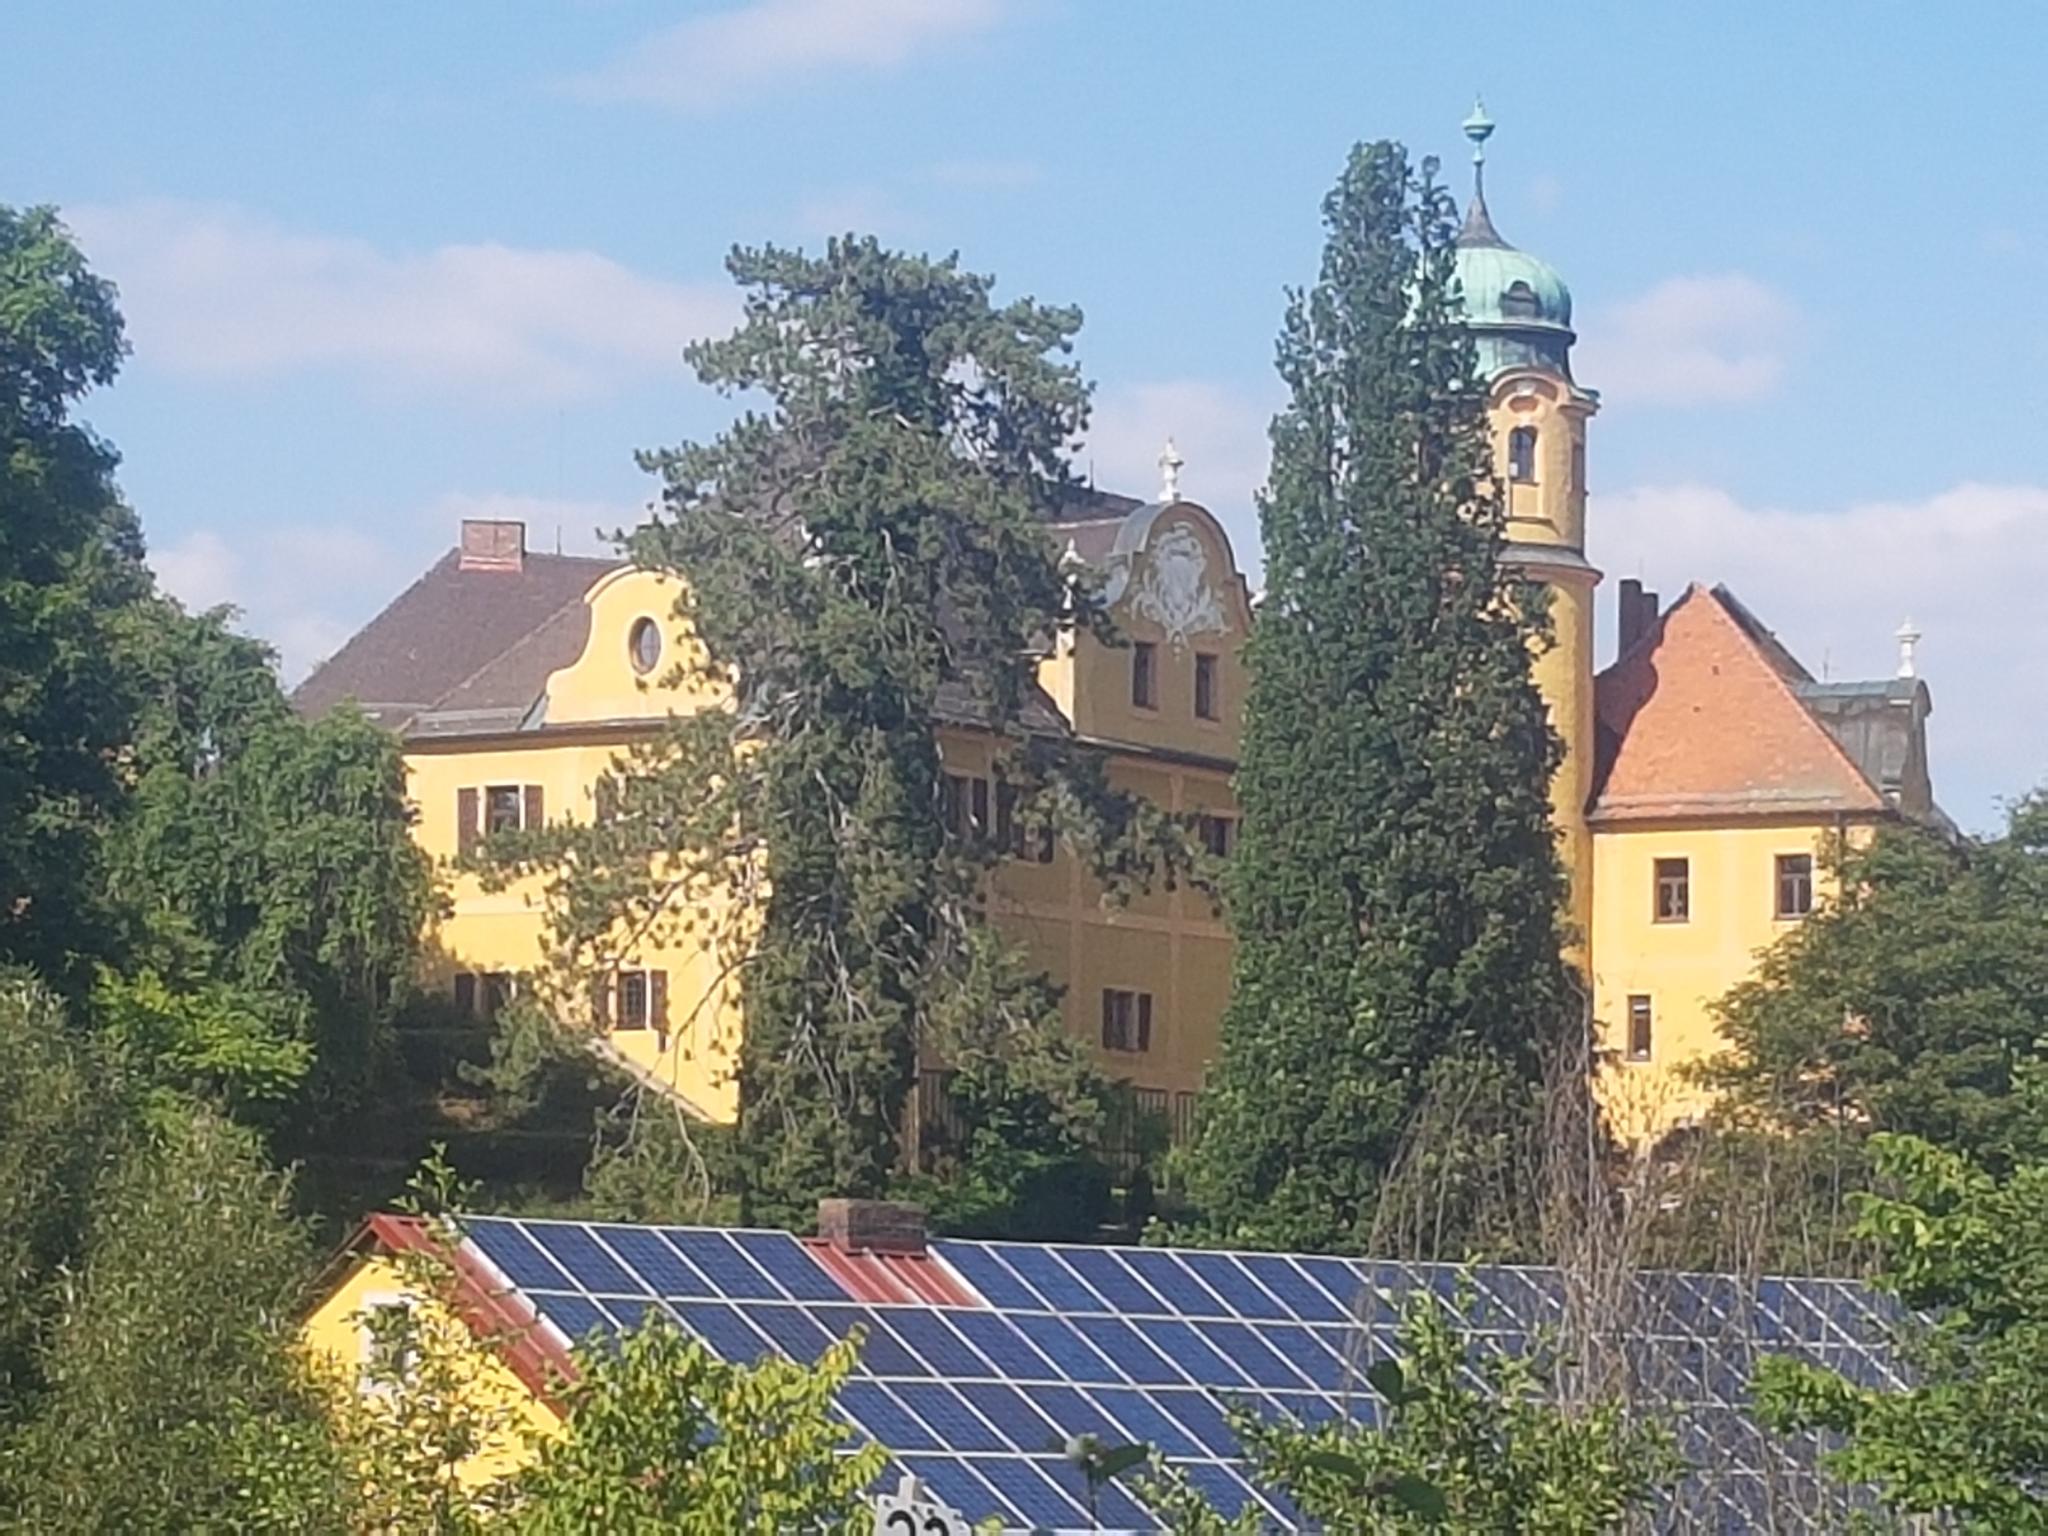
[817, 1198, 927, 1256]
[1617, 578, 1659, 656]
[459, 518, 526, 573]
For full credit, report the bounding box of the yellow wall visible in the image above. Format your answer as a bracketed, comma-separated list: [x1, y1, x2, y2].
[302, 1253, 557, 1485]
[1589, 818, 1853, 1135]
[408, 509, 1251, 1133]
[1490, 371, 1600, 963]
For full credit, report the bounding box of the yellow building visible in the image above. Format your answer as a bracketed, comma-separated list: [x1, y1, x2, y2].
[296, 482, 1253, 1137]
[303, 108, 1945, 1150]
[1451, 104, 1945, 1135]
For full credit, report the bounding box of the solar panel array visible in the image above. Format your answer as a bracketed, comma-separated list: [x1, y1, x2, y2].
[458, 1217, 1900, 1533]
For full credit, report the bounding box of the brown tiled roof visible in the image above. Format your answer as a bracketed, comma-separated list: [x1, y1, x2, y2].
[1589, 584, 1888, 822]
[292, 550, 620, 730]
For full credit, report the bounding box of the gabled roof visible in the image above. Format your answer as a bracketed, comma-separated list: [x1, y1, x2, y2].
[293, 549, 620, 731]
[316, 1210, 1897, 1532]
[1590, 584, 1893, 822]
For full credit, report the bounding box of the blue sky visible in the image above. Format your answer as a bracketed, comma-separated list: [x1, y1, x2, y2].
[8, 1, 2045, 828]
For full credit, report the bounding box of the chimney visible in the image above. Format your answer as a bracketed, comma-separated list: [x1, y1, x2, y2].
[459, 518, 526, 573]
[817, 1198, 927, 1256]
[1618, 578, 1659, 656]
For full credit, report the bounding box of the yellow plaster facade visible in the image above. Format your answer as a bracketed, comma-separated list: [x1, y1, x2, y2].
[301, 1250, 558, 1485]
[382, 500, 1250, 1139]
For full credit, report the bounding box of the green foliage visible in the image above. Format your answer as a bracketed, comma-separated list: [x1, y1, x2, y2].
[1702, 795, 2048, 1172]
[106, 601, 435, 1123]
[510, 1322, 883, 1533]
[0, 205, 151, 992]
[1145, 1288, 1677, 1533]
[476, 236, 1180, 1229]
[1185, 142, 1572, 1254]
[0, 977, 347, 1530]
[1755, 1133, 2048, 1531]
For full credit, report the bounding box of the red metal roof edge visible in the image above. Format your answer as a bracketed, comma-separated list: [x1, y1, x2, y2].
[345, 1214, 578, 1409]
[800, 1238, 980, 1308]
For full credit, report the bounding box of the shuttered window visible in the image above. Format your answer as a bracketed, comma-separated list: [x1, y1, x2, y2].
[456, 788, 479, 856]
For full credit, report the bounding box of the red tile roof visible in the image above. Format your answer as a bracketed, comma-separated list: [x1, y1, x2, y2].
[1589, 584, 1888, 822]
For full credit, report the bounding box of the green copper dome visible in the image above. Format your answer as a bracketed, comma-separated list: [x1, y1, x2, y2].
[1452, 102, 1575, 380]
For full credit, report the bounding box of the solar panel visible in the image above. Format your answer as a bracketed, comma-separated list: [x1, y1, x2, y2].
[467, 1216, 1901, 1533]
[664, 1230, 783, 1300]
[591, 1224, 711, 1298]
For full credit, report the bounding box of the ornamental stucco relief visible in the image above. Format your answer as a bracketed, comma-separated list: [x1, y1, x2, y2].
[1130, 521, 1228, 651]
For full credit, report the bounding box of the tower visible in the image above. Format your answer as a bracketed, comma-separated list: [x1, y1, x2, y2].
[1453, 102, 1601, 963]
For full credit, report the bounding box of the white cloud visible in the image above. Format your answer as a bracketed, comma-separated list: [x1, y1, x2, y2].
[151, 493, 635, 683]
[1590, 480, 2048, 831]
[1083, 379, 1276, 581]
[68, 201, 737, 403]
[567, 0, 1005, 112]
[1576, 273, 1799, 405]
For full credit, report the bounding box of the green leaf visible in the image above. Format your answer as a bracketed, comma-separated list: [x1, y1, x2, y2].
[1365, 1358, 1407, 1404]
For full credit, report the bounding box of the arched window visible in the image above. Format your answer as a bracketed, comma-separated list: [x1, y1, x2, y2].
[1500, 280, 1541, 320]
[1508, 426, 1538, 483]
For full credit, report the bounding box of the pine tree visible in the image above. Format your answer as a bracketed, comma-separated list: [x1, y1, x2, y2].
[473, 238, 1184, 1231]
[1184, 142, 1572, 1254]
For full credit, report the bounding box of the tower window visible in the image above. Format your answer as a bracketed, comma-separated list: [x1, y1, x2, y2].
[1508, 426, 1537, 483]
[1194, 652, 1219, 720]
[1132, 641, 1158, 709]
[1776, 854, 1814, 919]
[1501, 280, 1541, 320]
[1626, 995, 1653, 1062]
[1654, 858, 1690, 923]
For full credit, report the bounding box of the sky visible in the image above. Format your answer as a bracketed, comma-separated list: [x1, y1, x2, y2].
[7, 1, 2045, 830]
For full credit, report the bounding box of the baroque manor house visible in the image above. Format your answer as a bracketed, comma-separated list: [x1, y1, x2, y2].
[299, 111, 1940, 1143]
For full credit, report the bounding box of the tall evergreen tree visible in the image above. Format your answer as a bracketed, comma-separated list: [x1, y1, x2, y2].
[1184, 143, 1572, 1254]
[476, 238, 1185, 1230]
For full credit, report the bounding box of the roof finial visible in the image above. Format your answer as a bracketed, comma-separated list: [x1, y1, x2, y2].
[1457, 98, 1506, 249]
[1895, 617, 1921, 679]
[1158, 437, 1184, 503]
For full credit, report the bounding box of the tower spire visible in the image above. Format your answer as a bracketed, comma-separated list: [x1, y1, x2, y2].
[1458, 97, 1508, 249]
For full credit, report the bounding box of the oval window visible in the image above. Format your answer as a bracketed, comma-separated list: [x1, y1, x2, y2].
[629, 617, 662, 675]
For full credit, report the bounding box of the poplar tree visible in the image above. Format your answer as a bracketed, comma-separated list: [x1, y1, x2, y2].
[1185, 143, 1572, 1254]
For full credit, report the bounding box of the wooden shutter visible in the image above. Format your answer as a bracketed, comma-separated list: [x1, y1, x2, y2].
[1100, 990, 1116, 1050]
[456, 788, 479, 856]
[453, 972, 476, 1015]
[523, 784, 544, 831]
[592, 974, 611, 1031]
[650, 971, 669, 1039]
[1137, 993, 1153, 1053]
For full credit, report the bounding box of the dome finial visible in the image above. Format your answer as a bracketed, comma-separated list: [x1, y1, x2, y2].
[1457, 98, 1506, 249]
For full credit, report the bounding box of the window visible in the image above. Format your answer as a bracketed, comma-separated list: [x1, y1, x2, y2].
[1776, 853, 1814, 919]
[482, 971, 515, 1020]
[1626, 995, 1653, 1062]
[1100, 989, 1153, 1053]
[628, 616, 662, 675]
[609, 968, 668, 1035]
[1501, 279, 1541, 320]
[1508, 426, 1537, 483]
[452, 972, 477, 1015]
[995, 783, 1054, 863]
[1132, 641, 1158, 709]
[466, 783, 543, 850]
[941, 773, 990, 839]
[1654, 857, 1690, 923]
[357, 1295, 419, 1394]
[1194, 652, 1219, 720]
[1198, 813, 1234, 858]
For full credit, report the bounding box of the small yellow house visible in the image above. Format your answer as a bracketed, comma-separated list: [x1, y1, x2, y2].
[296, 486, 1253, 1139]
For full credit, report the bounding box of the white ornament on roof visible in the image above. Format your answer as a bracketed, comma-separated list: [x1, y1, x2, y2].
[1158, 437, 1184, 503]
[1895, 617, 1921, 679]
[1131, 520, 1227, 651]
